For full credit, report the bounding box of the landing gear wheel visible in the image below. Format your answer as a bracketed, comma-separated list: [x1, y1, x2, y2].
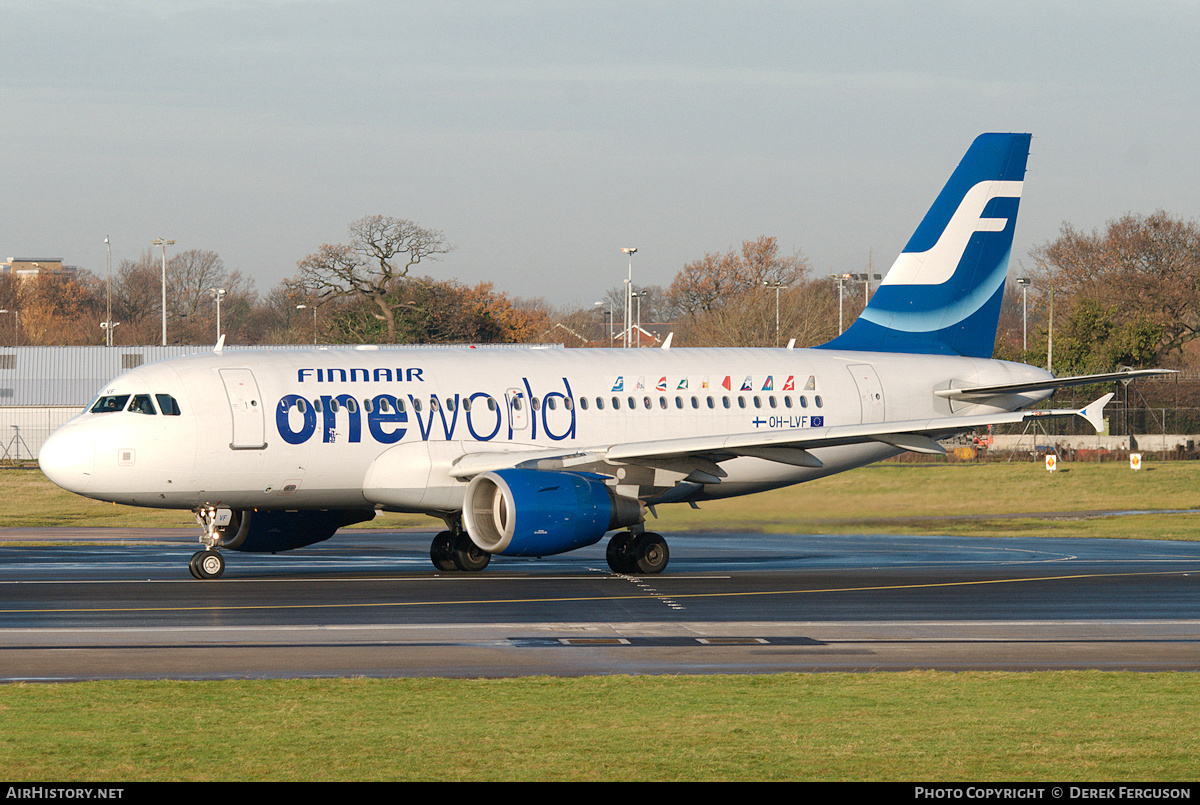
[190, 550, 225, 580]
[632, 532, 669, 575]
[452, 532, 491, 572]
[430, 531, 458, 571]
[606, 531, 637, 574]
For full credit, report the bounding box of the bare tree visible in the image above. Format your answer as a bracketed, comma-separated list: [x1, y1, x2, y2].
[293, 215, 454, 343]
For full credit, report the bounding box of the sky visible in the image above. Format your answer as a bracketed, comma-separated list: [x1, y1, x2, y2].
[4, 0, 1200, 311]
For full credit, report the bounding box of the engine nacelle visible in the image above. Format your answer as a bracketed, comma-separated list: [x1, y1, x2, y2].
[463, 469, 643, 557]
[215, 508, 376, 553]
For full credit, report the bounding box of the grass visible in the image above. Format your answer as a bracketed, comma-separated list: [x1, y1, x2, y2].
[5, 460, 1200, 538]
[3, 673, 1199, 781]
[4, 462, 1200, 781]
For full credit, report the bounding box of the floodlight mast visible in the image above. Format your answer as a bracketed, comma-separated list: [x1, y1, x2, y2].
[622, 247, 637, 348]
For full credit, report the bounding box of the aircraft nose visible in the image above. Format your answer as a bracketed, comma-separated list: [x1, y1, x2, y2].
[39, 425, 94, 494]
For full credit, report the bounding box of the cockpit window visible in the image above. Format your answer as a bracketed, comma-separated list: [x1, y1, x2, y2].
[156, 394, 182, 416]
[128, 394, 157, 415]
[90, 394, 130, 414]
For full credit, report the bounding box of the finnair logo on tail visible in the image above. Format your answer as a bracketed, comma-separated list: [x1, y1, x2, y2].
[882, 180, 1023, 287]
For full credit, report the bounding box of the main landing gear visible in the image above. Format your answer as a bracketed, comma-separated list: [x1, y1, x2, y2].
[430, 526, 491, 572]
[606, 531, 669, 575]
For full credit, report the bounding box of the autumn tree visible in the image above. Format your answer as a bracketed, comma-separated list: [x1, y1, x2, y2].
[1031, 211, 1200, 366]
[665, 236, 834, 346]
[14, 271, 102, 345]
[320, 276, 552, 345]
[292, 215, 453, 343]
[667, 236, 808, 318]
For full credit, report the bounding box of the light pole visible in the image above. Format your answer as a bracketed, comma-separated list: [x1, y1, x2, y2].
[631, 290, 646, 347]
[209, 288, 226, 340]
[764, 280, 785, 346]
[594, 301, 612, 346]
[104, 236, 113, 347]
[296, 304, 317, 345]
[152, 237, 175, 346]
[830, 274, 849, 333]
[622, 247, 637, 348]
[1016, 277, 1030, 352]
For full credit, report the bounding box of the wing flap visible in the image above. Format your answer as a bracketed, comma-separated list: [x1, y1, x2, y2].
[449, 394, 1116, 479]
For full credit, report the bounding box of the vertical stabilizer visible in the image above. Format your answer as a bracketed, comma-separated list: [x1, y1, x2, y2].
[818, 133, 1031, 358]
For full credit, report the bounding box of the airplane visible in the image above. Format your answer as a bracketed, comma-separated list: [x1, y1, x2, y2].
[38, 132, 1168, 579]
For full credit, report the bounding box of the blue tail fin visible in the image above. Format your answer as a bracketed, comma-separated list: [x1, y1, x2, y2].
[818, 132, 1031, 358]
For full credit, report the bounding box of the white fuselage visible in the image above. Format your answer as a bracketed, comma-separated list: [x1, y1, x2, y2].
[39, 345, 1054, 515]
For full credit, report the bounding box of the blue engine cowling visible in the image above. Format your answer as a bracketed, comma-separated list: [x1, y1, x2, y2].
[463, 469, 643, 557]
[216, 509, 376, 553]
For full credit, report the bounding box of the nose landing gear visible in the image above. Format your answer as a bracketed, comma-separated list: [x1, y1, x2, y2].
[189, 507, 228, 579]
[188, 549, 226, 579]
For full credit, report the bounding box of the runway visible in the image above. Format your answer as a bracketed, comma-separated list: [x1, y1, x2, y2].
[2, 527, 1200, 680]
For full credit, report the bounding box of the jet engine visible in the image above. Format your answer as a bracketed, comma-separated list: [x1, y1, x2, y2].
[463, 469, 643, 557]
[214, 508, 376, 553]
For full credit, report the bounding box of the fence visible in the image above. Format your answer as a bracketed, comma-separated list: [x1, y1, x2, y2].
[0, 407, 82, 462]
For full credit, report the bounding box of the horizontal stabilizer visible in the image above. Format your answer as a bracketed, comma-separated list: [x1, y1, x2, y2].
[935, 369, 1175, 401]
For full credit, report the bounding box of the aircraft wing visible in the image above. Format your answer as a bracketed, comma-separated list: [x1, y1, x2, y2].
[934, 369, 1174, 402]
[450, 393, 1114, 479]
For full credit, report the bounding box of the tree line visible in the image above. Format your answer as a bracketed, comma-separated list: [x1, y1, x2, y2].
[4, 211, 1200, 379]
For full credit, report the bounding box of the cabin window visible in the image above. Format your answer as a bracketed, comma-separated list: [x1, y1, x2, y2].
[707, 396, 715, 409]
[612, 397, 621, 410]
[737, 397, 746, 409]
[783, 396, 792, 409]
[815, 395, 824, 408]
[799, 396, 808, 408]
[579, 397, 589, 411]
[752, 396, 762, 409]
[768, 396, 777, 409]
[596, 397, 604, 410]
[722, 396, 730, 409]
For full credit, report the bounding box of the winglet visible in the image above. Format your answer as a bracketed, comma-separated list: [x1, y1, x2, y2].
[661, 333, 673, 350]
[1080, 393, 1114, 433]
[214, 334, 226, 355]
